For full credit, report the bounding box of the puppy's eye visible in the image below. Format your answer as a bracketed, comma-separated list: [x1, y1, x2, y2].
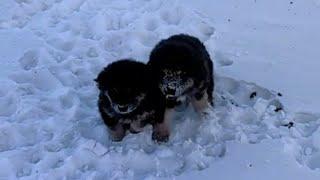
[187, 79, 193, 84]
[111, 88, 118, 93]
[107, 88, 118, 96]
[133, 87, 141, 92]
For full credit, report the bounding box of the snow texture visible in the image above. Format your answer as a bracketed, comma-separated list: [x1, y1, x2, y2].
[0, 0, 320, 179]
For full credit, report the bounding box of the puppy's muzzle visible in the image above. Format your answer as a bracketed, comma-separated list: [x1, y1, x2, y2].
[166, 87, 176, 96]
[166, 94, 177, 102]
[166, 94, 181, 108]
[117, 105, 129, 113]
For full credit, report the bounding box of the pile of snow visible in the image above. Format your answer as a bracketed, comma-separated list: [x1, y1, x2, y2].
[0, 0, 320, 179]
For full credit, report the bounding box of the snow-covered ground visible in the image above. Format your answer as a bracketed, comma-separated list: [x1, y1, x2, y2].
[1, 0, 320, 179]
[185, 0, 320, 113]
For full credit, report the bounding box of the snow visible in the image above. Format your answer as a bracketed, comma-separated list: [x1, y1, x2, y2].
[0, 0, 320, 179]
[177, 139, 320, 180]
[183, 0, 320, 113]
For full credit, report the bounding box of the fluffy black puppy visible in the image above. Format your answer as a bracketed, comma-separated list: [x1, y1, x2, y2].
[148, 34, 214, 128]
[95, 59, 168, 142]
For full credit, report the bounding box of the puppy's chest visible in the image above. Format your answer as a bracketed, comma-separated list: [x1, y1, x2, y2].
[119, 110, 155, 124]
[102, 104, 155, 122]
[121, 110, 156, 133]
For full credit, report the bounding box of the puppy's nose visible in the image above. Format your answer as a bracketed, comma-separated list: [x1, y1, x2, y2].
[166, 95, 177, 102]
[166, 87, 176, 96]
[118, 105, 128, 112]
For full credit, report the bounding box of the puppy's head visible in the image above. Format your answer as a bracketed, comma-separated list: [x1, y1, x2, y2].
[149, 42, 198, 102]
[159, 68, 194, 103]
[95, 60, 151, 114]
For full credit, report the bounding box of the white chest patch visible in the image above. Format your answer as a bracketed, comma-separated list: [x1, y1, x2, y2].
[120, 110, 155, 132]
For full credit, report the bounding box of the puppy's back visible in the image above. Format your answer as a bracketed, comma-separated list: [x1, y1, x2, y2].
[96, 59, 152, 89]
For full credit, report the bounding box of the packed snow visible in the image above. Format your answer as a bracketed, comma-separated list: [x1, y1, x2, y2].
[0, 0, 320, 179]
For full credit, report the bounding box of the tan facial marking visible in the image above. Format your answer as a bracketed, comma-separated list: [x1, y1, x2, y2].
[191, 90, 210, 114]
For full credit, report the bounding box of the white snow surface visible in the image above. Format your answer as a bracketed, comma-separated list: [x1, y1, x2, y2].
[0, 0, 320, 179]
[184, 0, 320, 113]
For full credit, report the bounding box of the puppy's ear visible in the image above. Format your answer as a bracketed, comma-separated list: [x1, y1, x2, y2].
[94, 76, 102, 89]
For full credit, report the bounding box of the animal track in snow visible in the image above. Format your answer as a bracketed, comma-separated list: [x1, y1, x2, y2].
[214, 51, 234, 67]
[160, 7, 184, 25]
[145, 18, 160, 31]
[18, 50, 39, 70]
[86, 47, 99, 58]
[0, 83, 18, 117]
[285, 112, 320, 170]
[10, 68, 62, 91]
[47, 38, 75, 52]
[59, 89, 79, 109]
[136, 31, 159, 47]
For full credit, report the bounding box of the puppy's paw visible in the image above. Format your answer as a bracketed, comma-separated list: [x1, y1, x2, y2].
[111, 136, 124, 142]
[199, 107, 214, 120]
[110, 133, 125, 142]
[152, 131, 169, 143]
[109, 125, 125, 142]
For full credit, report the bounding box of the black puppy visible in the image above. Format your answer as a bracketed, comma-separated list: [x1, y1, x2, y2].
[95, 59, 168, 142]
[148, 34, 214, 131]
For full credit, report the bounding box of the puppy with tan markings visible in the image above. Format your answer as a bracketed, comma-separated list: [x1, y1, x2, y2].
[95, 59, 168, 142]
[148, 34, 214, 138]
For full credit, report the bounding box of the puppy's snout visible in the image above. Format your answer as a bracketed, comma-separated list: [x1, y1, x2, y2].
[166, 95, 178, 108]
[166, 95, 177, 101]
[166, 87, 176, 96]
[118, 105, 128, 112]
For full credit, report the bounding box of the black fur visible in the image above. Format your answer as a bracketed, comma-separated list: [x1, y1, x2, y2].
[95, 59, 166, 142]
[148, 34, 214, 109]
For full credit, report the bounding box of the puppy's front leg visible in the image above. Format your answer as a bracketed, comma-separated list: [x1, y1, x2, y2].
[109, 123, 125, 141]
[191, 89, 212, 117]
[152, 108, 174, 142]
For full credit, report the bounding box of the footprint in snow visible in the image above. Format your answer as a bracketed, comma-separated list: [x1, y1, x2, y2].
[214, 51, 234, 67]
[284, 112, 320, 170]
[145, 18, 160, 31]
[18, 50, 39, 71]
[160, 7, 184, 25]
